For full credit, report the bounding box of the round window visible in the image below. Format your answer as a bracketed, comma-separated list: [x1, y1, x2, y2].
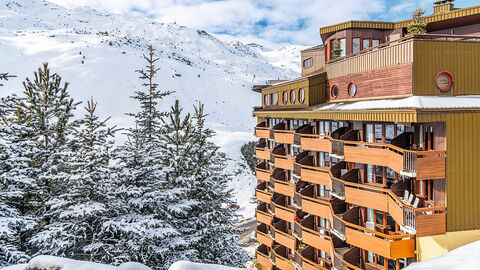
[264, 94, 270, 105]
[436, 71, 454, 92]
[282, 91, 288, 105]
[299, 88, 305, 104]
[290, 89, 296, 104]
[348, 83, 357, 97]
[331, 85, 339, 99]
[272, 92, 279, 105]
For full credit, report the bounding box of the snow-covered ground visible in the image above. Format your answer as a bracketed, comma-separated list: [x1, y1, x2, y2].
[169, 261, 242, 270]
[0, 0, 300, 220]
[405, 240, 480, 269]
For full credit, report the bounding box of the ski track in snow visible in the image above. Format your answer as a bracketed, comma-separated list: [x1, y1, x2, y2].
[0, 0, 303, 220]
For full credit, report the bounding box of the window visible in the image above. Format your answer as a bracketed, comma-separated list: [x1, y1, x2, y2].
[264, 94, 270, 105]
[339, 39, 346, 57]
[375, 124, 383, 143]
[348, 82, 357, 97]
[299, 88, 305, 104]
[290, 89, 296, 104]
[366, 124, 374, 143]
[352, 38, 360, 53]
[282, 91, 288, 105]
[272, 92, 278, 105]
[363, 39, 371, 50]
[372, 39, 380, 47]
[330, 85, 339, 99]
[303, 58, 313, 68]
[367, 165, 374, 183]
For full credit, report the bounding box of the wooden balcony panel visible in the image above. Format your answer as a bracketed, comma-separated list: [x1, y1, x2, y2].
[343, 145, 391, 168]
[274, 181, 295, 197]
[301, 168, 331, 186]
[345, 228, 415, 259]
[416, 153, 446, 180]
[256, 128, 271, 139]
[256, 189, 273, 203]
[275, 132, 295, 145]
[345, 186, 389, 213]
[388, 151, 404, 174]
[302, 229, 333, 254]
[365, 263, 385, 270]
[302, 261, 325, 270]
[257, 210, 273, 225]
[301, 137, 331, 152]
[256, 169, 271, 182]
[275, 254, 295, 270]
[276, 157, 295, 171]
[302, 198, 332, 222]
[257, 251, 274, 270]
[416, 212, 446, 237]
[274, 204, 296, 223]
[256, 149, 271, 160]
[275, 230, 296, 250]
[257, 230, 274, 248]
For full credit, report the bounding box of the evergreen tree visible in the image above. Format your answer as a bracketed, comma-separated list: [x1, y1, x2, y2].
[332, 40, 342, 60]
[0, 73, 16, 86]
[29, 98, 117, 262]
[0, 96, 38, 266]
[407, 8, 427, 35]
[108, 45, 179, 268]
[240, 141, 257, 173]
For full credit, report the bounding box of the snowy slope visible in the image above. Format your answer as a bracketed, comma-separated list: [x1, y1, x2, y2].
[0, 0, 300, 219]
[405, 240, 480, 270]
[169, 261, 242, 270]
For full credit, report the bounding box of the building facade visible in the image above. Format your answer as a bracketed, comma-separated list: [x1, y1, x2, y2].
[253, 1, 480, 269]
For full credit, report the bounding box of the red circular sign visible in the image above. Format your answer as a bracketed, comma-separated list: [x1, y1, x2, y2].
[436, 71, 454, 92]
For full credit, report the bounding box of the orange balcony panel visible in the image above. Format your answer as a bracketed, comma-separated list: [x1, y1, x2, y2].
[301, 137, 331, 152]
[303, 262, 323, 270]
[256, 149, 271, 160]
[275, 255, 295, 270]
[416, 154, 446, 180]
[274, 181, 295, 197]
[416, 212, 446, 237]
[345, 186, 389, 213]
[257, 252, 274, 270]
[275, 132, 295, 144]
[345, 228, 415, 259]
[275, 230, 296, 250]
[256, 128, 270, 139]
[275, 205, 296, 223]
[388, 196, 404, 226]
[257, 230, 274, 248]
[275, 158, 294, 171]
[257, 210, 273, 225]
[343, 145, 391, 168]
[301, 198, 332, 222]
[302, 229, 332, 254]
[256, 189, 273, 203]
[301, 168, 331, 186]
[256, 170, 271, 182]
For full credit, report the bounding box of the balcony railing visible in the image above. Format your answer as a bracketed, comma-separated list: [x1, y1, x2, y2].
[257, 224, 274, 248]
[273, 219, 296, 250]
[334, 247, 362, 270]
[256, 162, 272, 182]
[272, 245, 295, 270]
[294, 246, 331, 270]
[256, 182, 273, 203]
[255, 122, 271, 139]
[256, 203, 273, 225]
[257, 244, 274, 270]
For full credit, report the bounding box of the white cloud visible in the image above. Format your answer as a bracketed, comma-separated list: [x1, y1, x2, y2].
[48, 0, 387, 47]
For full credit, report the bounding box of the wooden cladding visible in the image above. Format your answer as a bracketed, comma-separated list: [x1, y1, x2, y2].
[302, 230, 332, 254]
[345, 187, 389, 212]
[301, 168, 331, 186]
[274, 132, 295, 144]
[257, 210, 273, 225]
[416, 153, 446, 180]
[416, 213, 446, 237]
[256, 189, 273, 203]
[257, 230, 274, 247]
[256, 128, 270, 139]
[274, 181, 295, 197]
[326, 40, 413, 79]
[275, 255, 295, 270]
[343, 145, 403, 173]
[274, 204, 296, 223]
[301, 136, 331, 152]
[257, 251, 274, 270]
[275, 157, 294, 171]
[345, 228, 415, 259]
[275, 230, 296, 250]
[256, 149, 271, 160]
[301, 198, 332, 222]
[256, 170, 271, 182]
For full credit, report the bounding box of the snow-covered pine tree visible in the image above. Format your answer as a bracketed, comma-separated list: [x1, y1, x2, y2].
[184, 102, 249, 267]
[29, 98, 118, 262]
[107, 46, 180, 268]
[17, 63, 79, 225]
[0, 96, 38, 266]
[0, 73, 16, 87]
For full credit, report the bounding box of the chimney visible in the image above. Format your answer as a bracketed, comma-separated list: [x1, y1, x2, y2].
[434, 0, 455, 14]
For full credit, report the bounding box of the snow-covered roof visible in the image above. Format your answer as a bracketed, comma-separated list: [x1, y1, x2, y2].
[313, 96, 480, 111]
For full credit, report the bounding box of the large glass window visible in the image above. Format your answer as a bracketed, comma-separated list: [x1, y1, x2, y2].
[352, 38, 360, 53]
[290, 89, 296, 104]
[363, 39, 371, 50]
[366, 124, 374, 142]
[339, 39, 346, 57]
[372, 39, 380, 47]
[299, 88, 305, 104]
[375, 124, 383, 143]
[272, 92, 278, 105]
[303, 58, 313, 68]
[367, 165, 374, 183]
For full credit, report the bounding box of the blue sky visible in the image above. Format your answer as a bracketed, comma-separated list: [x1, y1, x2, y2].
[48, 0, 480, 48]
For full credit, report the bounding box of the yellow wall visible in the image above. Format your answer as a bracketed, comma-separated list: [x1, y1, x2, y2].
[417, 229, 480, 261]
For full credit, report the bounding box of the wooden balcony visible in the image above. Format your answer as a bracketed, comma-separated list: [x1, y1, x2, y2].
[273, 220, 296, 250]
[257, 224, 274, 248]
[256, 148, 271, 160]
[274, 179, 296, 197]
[257, 245, 274, 270]
[295, 246, 331, 270]
[255, 122, 271, 139]
[296, 215, 332, 254]
[256, 182, 273, 203]
[273, 245, 295, 270]
[296, 192, 332, 223]
[257, 203, 274, 225]
[275, 130, 295, 144]
[272, 202, 297, 223]
[333, 247, 362, 270]
[301, 134, 332, 152]
[256, 162, 271, 182]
